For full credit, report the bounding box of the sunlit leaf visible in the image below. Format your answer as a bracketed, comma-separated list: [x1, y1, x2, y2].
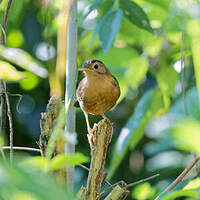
[132, 182, 156, 200]
[8, 192, 38, 200]
[126, 57, 149, 89]
[171, 120, 200, 155]
[20, 156, 49, 171]
[7, 29, 24, 48]
[154, 65, 179, 110]
[50, 153, 89, 171]
[160, 190, 198, 200]
[91, 8, 123, 53]
[0, 60, 26, 81]
[120, 0, 153, 32]
[143, 0, 170, 9]
[19, 72, 39, 90]
[187, 19, 200, 102]
[183, 178, 200, 190]
[0, 45, 48, 78]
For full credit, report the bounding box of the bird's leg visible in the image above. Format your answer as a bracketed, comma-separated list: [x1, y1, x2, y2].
[83, 111, 96, 143]
[83, 111, 92, 133]
[101, 113, 108, 119]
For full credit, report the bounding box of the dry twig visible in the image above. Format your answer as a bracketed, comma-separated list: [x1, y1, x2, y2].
[2, 146, 41, 153]
[155, 156, 200, 200]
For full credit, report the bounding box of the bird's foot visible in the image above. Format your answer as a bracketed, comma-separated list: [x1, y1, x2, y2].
[87, 123, 98, 144]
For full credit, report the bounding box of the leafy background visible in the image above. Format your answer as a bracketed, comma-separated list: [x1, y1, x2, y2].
[0, 0, 200, 199]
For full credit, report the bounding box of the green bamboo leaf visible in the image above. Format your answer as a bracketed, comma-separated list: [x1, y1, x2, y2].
[50, 153, 89, 171]
[184, 178, 200, 190]
[99, 8, 123, 53]
[160, 190, 198, 200]
[109, 88, 168, 179]
[0, 60, 26, 81]
[91, 8, 123, 53]
[120, 0, 153, 32]
[0, 45, 48, 78]
[109, 89, 154, 179]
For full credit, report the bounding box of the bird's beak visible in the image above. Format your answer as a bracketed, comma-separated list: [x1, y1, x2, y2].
[78, 66, 89, 71]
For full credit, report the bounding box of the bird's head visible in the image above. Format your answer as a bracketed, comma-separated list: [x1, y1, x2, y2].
[79, 59, 110, 76]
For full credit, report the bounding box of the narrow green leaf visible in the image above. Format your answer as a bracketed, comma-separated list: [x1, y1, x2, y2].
[99, 8, 123, 53]
[109, 89, 154, 179]
[50, 153, 89, 171]
[120, 0, 153, 32]
[91, 8, 123, 53]
[183, 178, 200, 190]
[161, 190, 198, 200]
[109, 88, 168, 179]
[0, 60, 26, 81]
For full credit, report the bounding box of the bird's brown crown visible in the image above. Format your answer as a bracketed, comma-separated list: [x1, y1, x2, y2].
[79, 59, 111, 75]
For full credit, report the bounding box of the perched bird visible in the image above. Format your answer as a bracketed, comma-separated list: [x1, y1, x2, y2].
[74, 59, 120, 139]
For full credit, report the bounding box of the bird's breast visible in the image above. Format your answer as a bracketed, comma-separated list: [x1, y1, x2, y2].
[77, 75, 120, 115]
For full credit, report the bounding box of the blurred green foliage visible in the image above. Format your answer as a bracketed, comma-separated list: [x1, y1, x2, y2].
[0, 0, 200, 199]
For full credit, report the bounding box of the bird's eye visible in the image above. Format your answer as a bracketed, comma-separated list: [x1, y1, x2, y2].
[94, 64, 99, 69]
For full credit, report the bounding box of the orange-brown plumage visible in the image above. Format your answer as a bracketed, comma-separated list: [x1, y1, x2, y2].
[75, 59, 120, 136]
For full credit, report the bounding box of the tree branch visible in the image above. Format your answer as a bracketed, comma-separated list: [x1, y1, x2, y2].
[85, 118, 113, 199]
[155, 156, 200, 200]
[2, 146, 41, 153]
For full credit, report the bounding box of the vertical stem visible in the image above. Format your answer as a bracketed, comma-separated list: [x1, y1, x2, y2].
[0, 0, 14, 162]
[65, 0, 77, 192]
[0, 81, 6, 134]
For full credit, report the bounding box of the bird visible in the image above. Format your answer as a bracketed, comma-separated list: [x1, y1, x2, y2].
[74, 59, 120, 141]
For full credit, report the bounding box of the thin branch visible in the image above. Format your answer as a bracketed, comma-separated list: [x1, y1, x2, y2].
[5, 90, 14, 163]
[0, 24, 6, 43]
[96, 174, 159, 199]
[126, 174, 160, 188]
[96, 181, 126, 199]
[0, 0, 13, 43]
[155, 156, 200, 200]
[2, 146, 41, 153]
